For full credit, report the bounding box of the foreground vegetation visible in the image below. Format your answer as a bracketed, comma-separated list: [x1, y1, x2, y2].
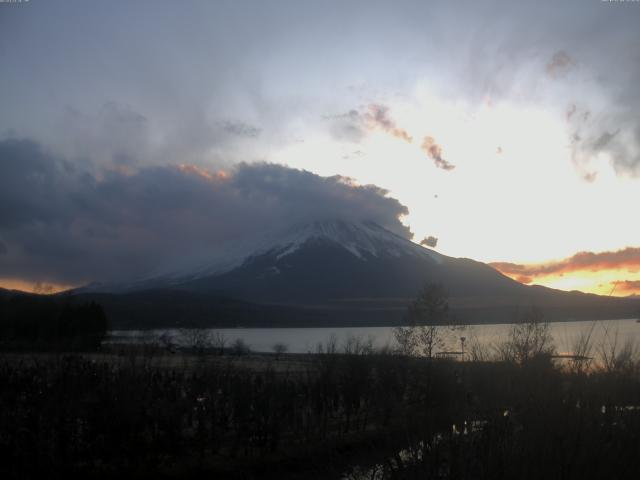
[1, 330, 639, 479]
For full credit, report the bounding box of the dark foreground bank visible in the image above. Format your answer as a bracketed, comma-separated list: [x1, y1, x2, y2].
[1, 345, 639, 480]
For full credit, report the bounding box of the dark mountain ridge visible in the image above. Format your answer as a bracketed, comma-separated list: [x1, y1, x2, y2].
[58, 220, 640, 327]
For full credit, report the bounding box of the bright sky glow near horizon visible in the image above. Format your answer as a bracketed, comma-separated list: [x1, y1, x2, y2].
[1, 0, 639, 296]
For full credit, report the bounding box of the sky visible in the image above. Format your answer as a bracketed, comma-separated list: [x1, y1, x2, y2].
[1, 0, 640, 296]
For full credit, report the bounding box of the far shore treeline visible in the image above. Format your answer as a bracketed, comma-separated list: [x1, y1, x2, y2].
[1, 285, 639, 334]
[0, 292, 108, 350]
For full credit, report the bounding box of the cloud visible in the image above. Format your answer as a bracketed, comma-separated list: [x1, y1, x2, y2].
[546, 50, 575, 78]
[0, 240, 7, 255]
[420, 236, 438, 248]
[222, 121, 262, 138]
[4, 1, 640, 179]
[60, 102, 151, 167]
[563, 75, 640, 180]
[0, 138, 411, 285]
[490, 247, 640, 281]
[41, 101, 267, 173]
[572, 124, 640, 180]
[421, 136, 455, 171]
[611, 280, 640, 295]
[363, 105, 413, 143]
[514, 275, 534, 285]
[592, 130, 619, 151]
[326, 106, 463, 173]
[325, 105, 413, 144]
[581, 171, 598, 183]
[325, 109, 366, 142]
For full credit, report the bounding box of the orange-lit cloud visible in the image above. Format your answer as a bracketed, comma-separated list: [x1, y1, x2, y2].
[364, 104, 413, 143]
[491, 247, 640, 296]
[611, 280, 640, 295]
[490, 247, 640, 279]
[177, 164, 229, 181]
[421, 136, 456, 171]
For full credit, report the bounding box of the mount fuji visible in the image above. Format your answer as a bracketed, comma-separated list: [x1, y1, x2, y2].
[84, 220, 520, 301]
[69, 220, 640, 328]
[174, 220, 526, 303]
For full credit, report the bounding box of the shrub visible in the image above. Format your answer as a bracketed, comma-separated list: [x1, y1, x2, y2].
[496, 307, 555, 364]
[231, 337, 251, 355]
[272, 342, 288, 359]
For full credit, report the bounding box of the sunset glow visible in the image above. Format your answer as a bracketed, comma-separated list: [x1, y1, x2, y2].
[497, 268, 640, 297]
[491, 246, 640, 297]
[0, 278, 76, 295]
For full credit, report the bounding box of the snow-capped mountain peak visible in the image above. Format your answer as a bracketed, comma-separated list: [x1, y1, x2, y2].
[78, 220, 442, 293]
[263, 220, 442, 263]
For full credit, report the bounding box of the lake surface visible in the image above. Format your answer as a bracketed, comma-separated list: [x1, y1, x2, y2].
[108, 318, 640, 355]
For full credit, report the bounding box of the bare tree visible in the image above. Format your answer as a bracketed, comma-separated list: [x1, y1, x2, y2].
[394, 283, 450, 359]
[342, 334, 375, 355]
[496, 307, 554, 364]
[211, 331, 227, 356]
[567, 323, 596, 374]
[230, 338, 251, 356]
[179, 329, 212, 355]
[597, 324, 638, 374]
[272, 342, 288, 360]
[159, 332, 177, 353]
[393, 324, 418, 356]
[467, 331, 491, 362]
[316, 334, 338, 355]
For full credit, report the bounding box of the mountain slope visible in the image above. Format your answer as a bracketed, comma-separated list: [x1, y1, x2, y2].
[73, 220, 640, 326]
[171, 220, 522, 303]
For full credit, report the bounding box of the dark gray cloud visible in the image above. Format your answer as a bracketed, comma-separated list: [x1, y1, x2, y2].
[568, 102, 640, 180]
[53, 101, 254, 171]
[60, 102, 151, 167]
[0, 139, 410, 285]
[592, 130, 619, 151]
[420, 236, 438, 248]
[222, 121, 262, 138]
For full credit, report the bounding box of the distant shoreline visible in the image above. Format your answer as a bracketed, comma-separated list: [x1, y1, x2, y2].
[107, 316, 639, 332]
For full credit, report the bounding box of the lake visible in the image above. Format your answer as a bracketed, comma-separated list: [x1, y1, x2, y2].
[108, 318, 640, 355]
